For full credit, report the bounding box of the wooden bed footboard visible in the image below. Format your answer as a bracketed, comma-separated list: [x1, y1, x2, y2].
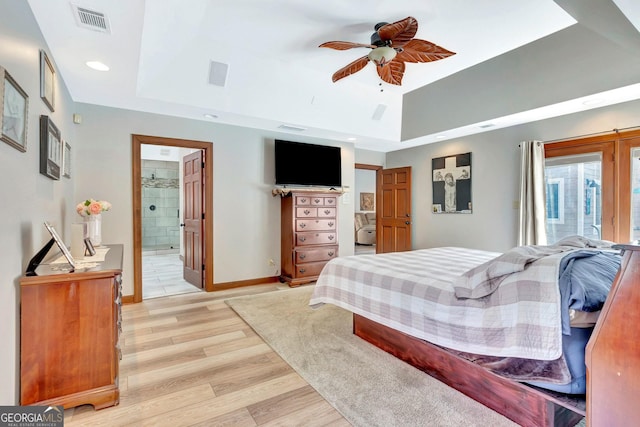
[354, 314, 585, 427]
[354, 242, 640, 427]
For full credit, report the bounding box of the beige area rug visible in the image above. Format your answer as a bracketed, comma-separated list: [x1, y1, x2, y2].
[226, 286, 522, 427]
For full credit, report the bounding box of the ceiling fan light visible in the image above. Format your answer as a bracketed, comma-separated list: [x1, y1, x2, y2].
[368, 46, 396, 65]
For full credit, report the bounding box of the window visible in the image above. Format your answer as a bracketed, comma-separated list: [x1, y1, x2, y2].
[544, 129, 640, 243]
[545, 178, 564, 223]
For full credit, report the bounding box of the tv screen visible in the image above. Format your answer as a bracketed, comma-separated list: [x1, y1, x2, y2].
[275, 140, 342, 187]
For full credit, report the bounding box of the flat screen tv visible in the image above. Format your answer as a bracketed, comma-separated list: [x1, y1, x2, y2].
[275, 139, 342, 187]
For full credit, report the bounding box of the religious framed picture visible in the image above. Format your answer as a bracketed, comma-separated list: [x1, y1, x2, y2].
[39, 115, 62, 180]
[432, 152, 472, 214]
[0, 67, 29, 152]
[40, 50, 55, 112]
[360, 192, 374, 211]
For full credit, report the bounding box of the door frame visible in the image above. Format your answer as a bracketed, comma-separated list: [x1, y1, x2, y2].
[355, 163, 383, 253]
[131, 134, 214, 303]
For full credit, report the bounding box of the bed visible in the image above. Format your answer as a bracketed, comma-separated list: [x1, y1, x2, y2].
[309, 237, 639, 426]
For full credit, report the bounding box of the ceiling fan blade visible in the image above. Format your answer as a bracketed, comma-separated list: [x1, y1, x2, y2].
[376, 59, 405, 85]
[395, 39, 456, 63]
[320, 41, 375, 50]
[332, 56, 370, 82]
[377, 16, 418, 47]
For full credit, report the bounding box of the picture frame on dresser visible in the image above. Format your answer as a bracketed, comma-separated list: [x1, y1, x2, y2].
[44, 221, 76, 269]
[39, 115, 62, 180]
[1, 67, 29, 152]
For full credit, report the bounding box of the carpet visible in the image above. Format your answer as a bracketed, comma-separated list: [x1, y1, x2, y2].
[226, 286, 520, 427]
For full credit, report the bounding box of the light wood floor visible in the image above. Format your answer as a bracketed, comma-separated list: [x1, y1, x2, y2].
[64, 283, 350, 427]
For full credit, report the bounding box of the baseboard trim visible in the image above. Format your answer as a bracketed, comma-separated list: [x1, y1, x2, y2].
[122, 276, 280, 303]
[121, 295, 135, 305]
[212, 276, 280, 291]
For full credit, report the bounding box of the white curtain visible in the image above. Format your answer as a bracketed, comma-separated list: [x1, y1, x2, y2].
[518, 141, 547, 246]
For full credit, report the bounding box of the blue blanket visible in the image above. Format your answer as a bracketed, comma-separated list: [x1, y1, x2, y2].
[558, 250, 621, 335]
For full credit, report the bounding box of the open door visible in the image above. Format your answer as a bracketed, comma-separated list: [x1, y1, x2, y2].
[377, 166, 412, 253]
[182, 150, 204, 288]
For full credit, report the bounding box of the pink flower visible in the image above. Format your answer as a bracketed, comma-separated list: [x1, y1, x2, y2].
[89, 201, 102, 215]
[76, 199, 112, 217]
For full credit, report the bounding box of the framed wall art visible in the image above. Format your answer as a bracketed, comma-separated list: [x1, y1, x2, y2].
[0, 67, 29, 152]
[432, 152, 472, 214]
[40, 50, 55, 112]
[62, 141, 71, 178]
[39, 115, 62, 180]
[360, 192, 374, 211]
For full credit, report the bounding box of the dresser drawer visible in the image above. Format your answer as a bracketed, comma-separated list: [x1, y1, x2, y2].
[295, 246, 338, 263]
[296, 219, 336, 231]
[296, 207, 317, 218]
[295, 196, 311, 205]
[296, 232, 337, 246]
[317, 207, 336, 218]
[294, 261, 329, 278]
[310, 196, 337, 206]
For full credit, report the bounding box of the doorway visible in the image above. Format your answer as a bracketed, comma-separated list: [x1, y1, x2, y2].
[355, 164, 382, 254]
[132, 135, 214, 303]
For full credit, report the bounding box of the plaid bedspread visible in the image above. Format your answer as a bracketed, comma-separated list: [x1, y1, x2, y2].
[309, 247, 567, 360]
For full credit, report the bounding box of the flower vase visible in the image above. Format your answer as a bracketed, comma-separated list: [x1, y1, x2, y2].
[84, 213, 102, 247]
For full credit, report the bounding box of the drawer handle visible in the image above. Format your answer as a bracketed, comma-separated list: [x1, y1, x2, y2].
[328, 251, 334, 256]
[324, 210, 330, 215]
[304, 209, 311, 215]
[328, 199, 334, 204]
[299, 236, 306, 242]
[328, 235, 334, 240]
[328, 222, 334, 227]
[299, 254, 306, 259]
[300, 198, 307, 203]
[299, 268, 306, 273]
[300, 223, 306, 228]
[314, 198, 320, 203]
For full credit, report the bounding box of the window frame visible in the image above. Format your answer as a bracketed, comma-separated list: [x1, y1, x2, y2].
[544, 129, 640, 243]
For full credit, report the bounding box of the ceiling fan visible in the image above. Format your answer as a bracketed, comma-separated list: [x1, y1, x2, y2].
[319, 16, 455, 86]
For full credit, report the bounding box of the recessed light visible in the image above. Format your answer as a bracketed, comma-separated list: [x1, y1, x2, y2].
[435, 135, 447, 139]
[347, 137, 357, 141]
[85, 61, 109, 71]
[203, 113, 218, 119]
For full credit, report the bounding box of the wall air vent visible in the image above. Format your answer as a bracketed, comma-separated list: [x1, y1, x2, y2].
[278, 124, 307, 132]
[208, 61, 229, 87]
[372, 104, 387, 121]
[71, 4, 111, 33]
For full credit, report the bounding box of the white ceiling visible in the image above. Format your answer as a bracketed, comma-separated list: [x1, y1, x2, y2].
[26, 0, 640, 152]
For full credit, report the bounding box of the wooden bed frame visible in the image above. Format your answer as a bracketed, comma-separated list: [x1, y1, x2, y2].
[353, 243, 640, 427]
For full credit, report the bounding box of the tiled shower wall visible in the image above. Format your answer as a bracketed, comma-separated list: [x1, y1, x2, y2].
[142, 160, 180, 251]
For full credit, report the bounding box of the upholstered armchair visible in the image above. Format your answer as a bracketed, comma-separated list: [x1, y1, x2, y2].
[354, 212, 376, 245]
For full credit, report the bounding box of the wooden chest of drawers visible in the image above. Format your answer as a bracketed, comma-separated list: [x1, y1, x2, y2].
[280, 192, 339, 286]
[20, 244, 123, 410]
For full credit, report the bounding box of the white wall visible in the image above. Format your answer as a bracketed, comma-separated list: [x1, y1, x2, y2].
[73, 103, 356, 292]
[0, 0, 77, 405]
[355, 170, 376, 212]
[387, 99, 640, 253]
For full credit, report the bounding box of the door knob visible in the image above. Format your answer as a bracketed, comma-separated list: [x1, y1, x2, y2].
[405, 221, 411, 225]
[179, 223, 185, 227]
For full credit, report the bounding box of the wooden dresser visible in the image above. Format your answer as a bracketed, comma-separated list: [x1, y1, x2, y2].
[20, 244, 123, 410]
[280, 191, 339, 286]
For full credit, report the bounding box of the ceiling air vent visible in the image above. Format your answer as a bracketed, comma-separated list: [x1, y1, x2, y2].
[71, 4, 111, 33]
[278, 124, 307, 132]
